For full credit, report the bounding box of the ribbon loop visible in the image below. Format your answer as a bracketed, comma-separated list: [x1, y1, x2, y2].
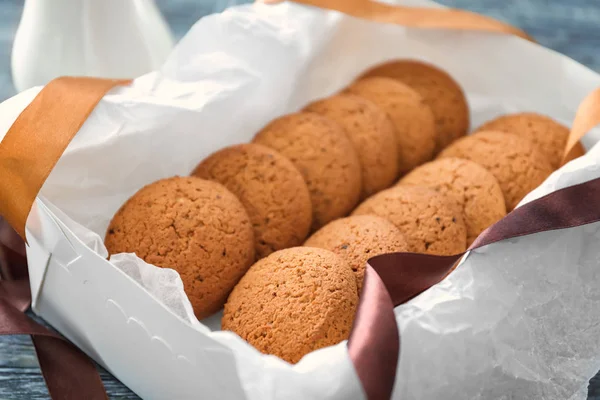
[0, 77, 130, 241]
[261, 0, 533, 41]
[563, 88, 600, 164]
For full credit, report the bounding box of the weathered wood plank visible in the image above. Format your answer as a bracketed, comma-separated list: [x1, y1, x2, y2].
[0, 335, 139, 399]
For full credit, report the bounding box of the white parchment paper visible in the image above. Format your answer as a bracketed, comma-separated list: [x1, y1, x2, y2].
[2, 1, 600, 398]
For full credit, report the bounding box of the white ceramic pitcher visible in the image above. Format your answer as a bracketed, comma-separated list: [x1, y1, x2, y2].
[11, 0, 175, 92]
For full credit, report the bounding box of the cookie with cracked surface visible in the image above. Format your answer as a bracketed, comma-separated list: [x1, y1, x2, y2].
[352, 185, 467, 255]
[222, 247, 358, 364]
[345, 77, 436, 174]
[192, 143, 312, 258]
[253, 112, 362, 230]
[105, 176, 255, 319]
[399, 158, 506, 245]
[304, 94, 399, 198]
[437, 131, 553, 210]
[474, 112, 583, 168]
[360, 60, 469, 152]
[304, 215, 410, 292]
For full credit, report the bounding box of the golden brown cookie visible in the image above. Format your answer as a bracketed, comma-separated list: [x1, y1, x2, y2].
[304, 94, 399, 198]
[399, 158, 506, 245]
[192, 143, 312, 259]
[352, 186, 467, 255]
[253, 112, 362, 230]
[361, 60, 469, 152]
[222, 247, 358, 364]
[474, 112, 583, 168]
[437, 131, 554, 210]
[345, 77, 436, 174]
[304, 215, 410, 292]
[105, 176, 255, 319]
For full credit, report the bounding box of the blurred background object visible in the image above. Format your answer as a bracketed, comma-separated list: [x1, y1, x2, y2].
[2, 0, 600, 100]
[11, 0, 175, 92]
[2, 0, 252, 97]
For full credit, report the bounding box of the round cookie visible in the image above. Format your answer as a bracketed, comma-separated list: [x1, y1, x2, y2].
[105, 176, 255, 319]
[192, 144, 312, 258]
[345, 77, 436, 174]
[399, 158, 506, 245]
[304, 94, 399, 198]
[253, 112, 362, 230]
[352, 186, 467, 255]
[304, 215, 410, 292]
[437, 131, 554, 210]
[474, 112, 583, 168]
[360, 60, 469, 152]
[222, 247, 358, 364]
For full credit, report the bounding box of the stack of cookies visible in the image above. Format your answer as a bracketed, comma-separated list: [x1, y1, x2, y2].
[104, 59, 580, 364]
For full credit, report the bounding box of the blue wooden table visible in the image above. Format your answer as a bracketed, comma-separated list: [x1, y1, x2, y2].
[1, 0, 600, 398]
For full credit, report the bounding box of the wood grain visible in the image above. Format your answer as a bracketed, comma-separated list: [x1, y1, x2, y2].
[1, 0, 600, 399]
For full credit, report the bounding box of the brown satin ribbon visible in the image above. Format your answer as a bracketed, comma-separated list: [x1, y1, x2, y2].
[350, 171, 600, 400]
[261, 0, 533, 41]
[0, 77, 131, 241]
[0, 245, 109, 400]
[563, 88, 600, 164]
[347, 69, 600, 400]
[0, 77, 129, 400]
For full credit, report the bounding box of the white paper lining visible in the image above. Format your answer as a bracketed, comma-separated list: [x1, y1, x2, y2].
[2, 1, 600, 398]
